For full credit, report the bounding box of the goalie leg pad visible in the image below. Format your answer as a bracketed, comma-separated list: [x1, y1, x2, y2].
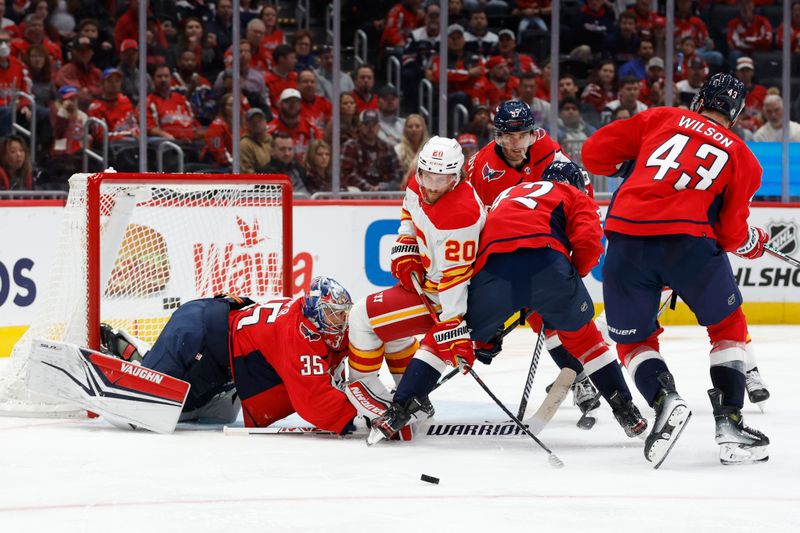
[345, 377, 393, 420]
[26, 339, 190, 433]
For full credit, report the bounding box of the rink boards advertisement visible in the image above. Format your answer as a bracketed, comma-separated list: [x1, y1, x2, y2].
[1, 202, 799, 356]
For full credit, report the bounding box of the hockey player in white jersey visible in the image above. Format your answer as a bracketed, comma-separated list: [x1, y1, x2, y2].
[346, 136, 486, 442]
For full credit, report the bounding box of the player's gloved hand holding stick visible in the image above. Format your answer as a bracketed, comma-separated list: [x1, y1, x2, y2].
[409, 273, 565, 468]
[391, 235, 426, 292]
[734, 226, 769, 260]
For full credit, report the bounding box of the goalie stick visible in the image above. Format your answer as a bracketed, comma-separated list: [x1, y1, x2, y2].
[409, 275, 564, 468]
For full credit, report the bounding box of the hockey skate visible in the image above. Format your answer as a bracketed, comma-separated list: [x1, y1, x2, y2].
[708, 388, 769, 465]
[100, 323, 145, 364]
[366, 396, 433, 445]
[572, 377, 601, 430]
[745, 367, 770, 412]
[644, 372, 692, 469]
[607, 391, 648, 438]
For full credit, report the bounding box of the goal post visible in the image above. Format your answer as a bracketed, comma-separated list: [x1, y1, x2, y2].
[0, 172, 293, 416]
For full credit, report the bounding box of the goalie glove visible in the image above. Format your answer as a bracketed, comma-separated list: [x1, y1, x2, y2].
[734, 226, 769, 260]
[391, 235, 425, 291]
[423, 318, 475, 373]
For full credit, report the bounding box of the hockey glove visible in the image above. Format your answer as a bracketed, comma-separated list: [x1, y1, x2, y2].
[734, 226, 769, 260]
[424, 318, 475, 373]
[474, 339, 502, 365]
[391, 235, 425, 291]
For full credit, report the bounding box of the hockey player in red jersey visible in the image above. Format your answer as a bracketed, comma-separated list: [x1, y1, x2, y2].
[582, 73, 769, 467]
[466, 100, 601, 422]
[347, 136, 486, 443]
[101, 277, 365, 434]
[465, 161, 647, 439]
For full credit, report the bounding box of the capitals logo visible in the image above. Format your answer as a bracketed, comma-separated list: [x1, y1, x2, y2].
[482, 162, 506, 182]
[299, 322, 322, 342]
[767, 221, 797, 255]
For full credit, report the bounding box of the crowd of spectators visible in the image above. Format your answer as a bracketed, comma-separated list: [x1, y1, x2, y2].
[0, 0, 798, 194]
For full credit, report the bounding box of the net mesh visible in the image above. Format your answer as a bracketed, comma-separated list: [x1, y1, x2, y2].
[0, 174, 287, 416]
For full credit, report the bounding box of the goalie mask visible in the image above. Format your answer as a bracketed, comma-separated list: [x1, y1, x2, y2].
[302, 276, 353, 350]
[416, 136, 465, 204]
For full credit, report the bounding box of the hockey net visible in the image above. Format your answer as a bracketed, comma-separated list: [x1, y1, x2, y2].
[0, 172, 292, 417]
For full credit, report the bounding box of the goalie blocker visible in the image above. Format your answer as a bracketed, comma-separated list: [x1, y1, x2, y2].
[26, 339, 190, 433]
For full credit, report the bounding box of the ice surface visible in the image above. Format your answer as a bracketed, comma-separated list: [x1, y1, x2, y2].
[0, 326, 797, 532]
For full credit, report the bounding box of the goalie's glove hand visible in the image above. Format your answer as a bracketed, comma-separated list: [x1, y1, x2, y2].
[391, 235, 425, 292]
[424, 318, 474, 374]
[474, 339, 502, 365]
[735, 226, 769, 260]
[340, 414, 371, 436]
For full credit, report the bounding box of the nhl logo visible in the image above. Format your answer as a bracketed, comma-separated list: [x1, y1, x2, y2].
[767, 221, 797, 255]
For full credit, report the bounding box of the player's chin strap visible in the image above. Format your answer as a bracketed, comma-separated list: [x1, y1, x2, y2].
[408, 274, 565, 468]
[764, 245, 800, 268]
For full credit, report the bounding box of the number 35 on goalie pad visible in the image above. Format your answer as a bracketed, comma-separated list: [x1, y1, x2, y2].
[25, 339, 190, 434]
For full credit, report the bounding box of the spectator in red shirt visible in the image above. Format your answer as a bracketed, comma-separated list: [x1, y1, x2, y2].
[50, 85, 88, 180]
[381, 0, 424, 48]
[726, 0, 773, 63]
[0, 0, 20, 39]
[202, 92, 237, 167]
[55, 36, 102, 110]
[776, 1, 800, 52]
[146, 63, 203, 144]
[352, 64, 379, 113]
[581, 59, 618, 114]
[245, 18, 269, 73]
[675, 0, 723, 68]
[0, 135, 32, 190]
[266, 87, 321, 162]
[88, 68, 139, 143]
[297, 69, 331, 131]
[11, 14, 61, 69]
[426, 24, 484, 111]
[494, 29, 537, 77]
[472, 55, 519, 110]
[0, 29, 31, 137]
[514, 0, 551, 35]
[734, 56, 767, 133]
[627, 0, 665, 41]
[259, 4, 284, 70]
[113, 0, 167, 52]
[264, 44, 298, 115]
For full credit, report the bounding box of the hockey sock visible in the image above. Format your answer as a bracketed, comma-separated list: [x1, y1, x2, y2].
[547, 344, 584, 374]
[710, 366, 746, 410]
[631, 358, 670, 407]
[393, 358, 441, 406]
[709, 340, 747, 410]
[587, 360, 632, 403]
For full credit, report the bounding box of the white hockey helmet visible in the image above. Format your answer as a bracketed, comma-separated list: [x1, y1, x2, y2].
[416, 136, 465, 203]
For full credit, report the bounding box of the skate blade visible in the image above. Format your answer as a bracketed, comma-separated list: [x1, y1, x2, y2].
[646, 406, 692, 469]
[366, 428, 387, 446]
[576, 409, 598, 430]
[719, 443, 769, 465]
[755, 401, 767, 414]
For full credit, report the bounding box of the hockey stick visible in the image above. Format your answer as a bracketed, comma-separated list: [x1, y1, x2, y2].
[224, 419, 538, 438]
[765, 245, 800, 268]
[516, 324, 545, 419]
[409, 275, 564, 468]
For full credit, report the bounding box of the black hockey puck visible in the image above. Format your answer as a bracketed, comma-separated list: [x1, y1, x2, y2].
[420, 474, 440, 484]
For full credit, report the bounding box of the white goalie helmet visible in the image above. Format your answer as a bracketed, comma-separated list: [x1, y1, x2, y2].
[416, 136, 465, 204]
